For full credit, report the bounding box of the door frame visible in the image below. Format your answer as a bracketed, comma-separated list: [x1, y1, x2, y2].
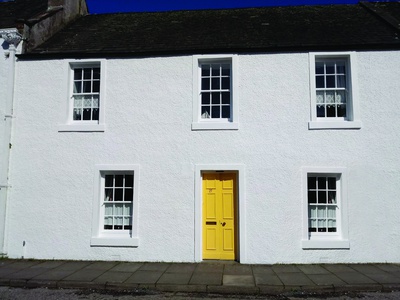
[194, 164, 246, 262]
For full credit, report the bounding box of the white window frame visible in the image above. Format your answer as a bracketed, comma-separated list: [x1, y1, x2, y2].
[91, 164, 139, 247]
[309, 52, 361, 130]
[192, 54, 239, 130]
[58, 59, 106, 132]
[301, 167, 349, 249]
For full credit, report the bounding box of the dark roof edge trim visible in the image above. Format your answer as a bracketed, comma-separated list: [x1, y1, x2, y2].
[19, 44, 400, 60]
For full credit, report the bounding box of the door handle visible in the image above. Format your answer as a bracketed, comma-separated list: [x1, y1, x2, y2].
[221, 222, 226, 227]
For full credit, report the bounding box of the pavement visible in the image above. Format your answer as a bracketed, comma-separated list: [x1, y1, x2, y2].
[0, 259, 400, 296]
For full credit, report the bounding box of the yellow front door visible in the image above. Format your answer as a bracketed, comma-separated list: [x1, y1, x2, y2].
[202, 172, 236, 260]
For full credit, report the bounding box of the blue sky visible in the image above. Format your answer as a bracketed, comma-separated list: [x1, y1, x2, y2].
[86, 0, 362, 14]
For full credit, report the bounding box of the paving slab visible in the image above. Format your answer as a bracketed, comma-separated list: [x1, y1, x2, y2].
[139, 263, 170, 272]
[276, 272, 315, 286]
[375, 264, 400, 273]
[323, 264, 357, 273]
[93, 271, 133, 283]
[254, 274, 283, 286]
[157, 272, 192, 284]
[272, 265, 301, 273]
[83, 261, 118, 270]
[224, 264, 252, 275]
[349, 264, 388, 274]
[297, 264, 331, 275]
[334, 272, 377, 284]
[53, 261, 91, 271]
[252, 265, 275, 275]
[6, 268, 48, 280]
[109, 262, 143, 273]
[62, 269, 106, 281]
[223, 275, 254, 286]
[307, 274, 346, 285]
[125, 270, 163, 284]
[165, 263, 196, 273]
[0, 268, 20, 277]
[6, 261, 41, 269]
[364, 273, 400, 284]
[195, 263, 224, 273]
[189, 272, 222, 285]
[31, 261, 65, 269]
[31, 269, 76, 281]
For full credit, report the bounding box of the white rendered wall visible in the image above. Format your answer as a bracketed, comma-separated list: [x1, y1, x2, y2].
[7, 51, 400, 263]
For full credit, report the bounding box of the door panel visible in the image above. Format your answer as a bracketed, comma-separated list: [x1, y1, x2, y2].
[202, 172, 236, 260]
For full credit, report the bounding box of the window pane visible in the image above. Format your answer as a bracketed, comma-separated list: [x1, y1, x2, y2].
[337, 75, 346, 88]
[104, 188, 113, 201]
[211, 78, 220, 89]
[327, 206, 336, 218]
[93, 80, 100, 93]
[83, 81, 91, 93]
[308, 191, 316, 203]
[308, 177, 317, 189]
[221, 77, 230, 89]
[309, 219, 317, 232]
[335, 91, 345, 104]
[83, 68, 92, 79]
[326, 63, 335, 74]
[325, 92, 334, 104]
[92, 97, 99, 108]
[201, 64, 210, 76]
[327, 177, 336, 189]
[317, 177, 326, 189]
[318, 191, 327, 203]
[211, 64, 220, 76]
[201, 93, 210, 104]
[315, 62, 324, 74]
[74, 68, 82, 80]
[125, 175, 134, 187]
[115, 175, 123, 187]
[114, 217, 123, 230]
[309, 207, 317, 218]
[124, 188, 133, 201]
[82, 108, 91, 120]
[83, 97, 92, 108]
[328, 191, 336, 204]
[317, 105, 325, 117]
[73, 82, 82, 93]
[201, 106, 211, 118]
[104, 204, 113, 215]
[326, 105, 336, 117]
[115, 188, 123, 201]
[211, 106, 220, 118]
[221, 92, 230, 104]
[316, 92, 324, 104]
[201, 78, 210, 90]
[73, 108, 82, 120]
[115, 204, 123, 215]
[123, 204, 132, 215]
[105, 175, 113, 187]
[317, 206, 326, 218]
[316, 76, 324, 88]
[337, 62, 346, 74]
[212, 92, 220, 104]
[337, 105, 346, 118]
[104, 217, 113, 230]
[221, 64, 230, 76]
[326, 75, 335, 88]
[93, 68, 100, 79]
[221, 106, 230, 119]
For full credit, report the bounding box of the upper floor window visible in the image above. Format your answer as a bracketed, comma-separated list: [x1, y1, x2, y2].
[309, 53, 361, 130]
[192, 55, 238, 130]
[72, 66, 100, 122]
[58, 60, 106, 132]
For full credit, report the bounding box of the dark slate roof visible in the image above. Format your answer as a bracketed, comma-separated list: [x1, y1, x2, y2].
[26, 2, 400, 57]
[0, 0, 48, 28]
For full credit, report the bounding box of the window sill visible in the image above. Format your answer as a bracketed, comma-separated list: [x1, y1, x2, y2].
[90, 237, 139, 247]
[58, 124, 105, 132]
[308, 120, 361, 130]
[191, 122, 239, 131]
[302, 239, 350, 249]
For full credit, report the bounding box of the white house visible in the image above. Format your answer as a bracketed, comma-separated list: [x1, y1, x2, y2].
[4, 2, 400, 264]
